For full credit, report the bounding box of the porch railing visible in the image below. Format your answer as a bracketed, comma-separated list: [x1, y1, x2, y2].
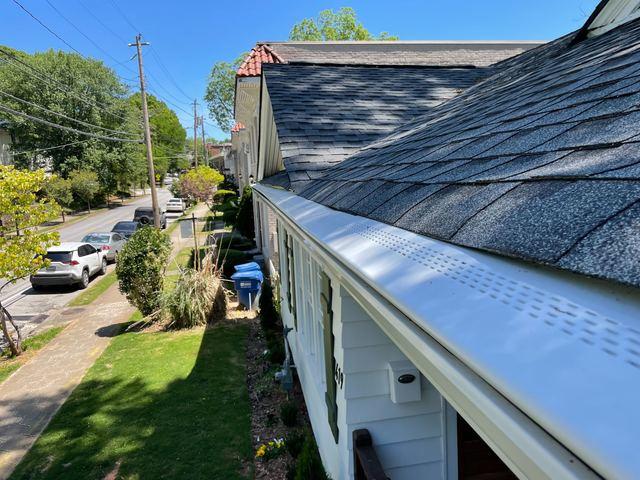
[353, 429, 389, 480]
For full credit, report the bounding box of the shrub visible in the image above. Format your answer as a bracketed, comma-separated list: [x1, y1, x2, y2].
[116, 227, 171, 315]
[219, 178, 238, 192]
[216, 236, 254, 251]
[222, 205, 239, 226]
[235, 186, 254, 239]
[280, 400, 298, 427]
[213, 189, 236, 202]
[259, 278, 280, 332]
[266, 331, 285, 364]
[217, 249, 253, 278]
[294, 432, 328, 480]
[163, 257, 227, 328]
[286, 431, 305, 459]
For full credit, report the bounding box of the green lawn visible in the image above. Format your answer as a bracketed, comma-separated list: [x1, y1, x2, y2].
[0, 327, 65, 383]
[11, 323, 252, 480]
[67, 270, 118, 307]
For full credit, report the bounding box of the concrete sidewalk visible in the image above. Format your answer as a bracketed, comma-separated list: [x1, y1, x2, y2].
[0, 202, 212, 478]
[0, 284, 135, 479]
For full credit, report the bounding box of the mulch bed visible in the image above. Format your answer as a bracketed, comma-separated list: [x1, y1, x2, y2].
[245, 316, 310, 479]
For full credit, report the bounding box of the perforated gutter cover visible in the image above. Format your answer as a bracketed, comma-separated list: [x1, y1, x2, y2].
[255, 183, 640, 480]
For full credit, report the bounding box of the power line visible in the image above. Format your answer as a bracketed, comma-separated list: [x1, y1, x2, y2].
[149, 47, 192, 102]
[77, 0, 128, 44]
[0, 89, 138, 137]
[11, 0, 82, 55]
[44, 0, 138, 82]
[0, 103, 142, 143]
[11, 139, 93, 156]
[109, 0, 139, 32]
[0, 48, 130, 123]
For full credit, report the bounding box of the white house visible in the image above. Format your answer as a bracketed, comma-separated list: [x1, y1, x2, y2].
[251, 1, 640, 479]
[0, 121, 13, 165]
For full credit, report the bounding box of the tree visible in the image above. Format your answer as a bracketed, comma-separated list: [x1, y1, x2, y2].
[289, 8, 398, 41]
[129, 93, 187, 177]
[44, 176, 73, 222]
[0, 166, 60, 356]
[69, 168, 100, 213]
[0, 48, 137, 177]
[176, 165, 224, 203]
[203, 54, 246, 132]
[116, 227, 171, 316]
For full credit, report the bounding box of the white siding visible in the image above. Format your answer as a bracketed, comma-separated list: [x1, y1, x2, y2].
[277, 224, 342, 478]
[277, 217, 448, 479]
[335, 288, 447, 479]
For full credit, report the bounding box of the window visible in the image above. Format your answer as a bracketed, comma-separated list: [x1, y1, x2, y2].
[293, 240, 326, 389]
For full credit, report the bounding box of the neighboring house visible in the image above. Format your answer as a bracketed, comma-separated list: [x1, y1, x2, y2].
[205, 141, 232, 173]
[251, 1, 640, 479]
[230, 40, 541, 191]
[0, 121, 13, 165]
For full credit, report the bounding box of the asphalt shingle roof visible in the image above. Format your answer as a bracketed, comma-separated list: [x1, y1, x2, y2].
[263, 63, 493, 191]
[264, 41, 541, 67]
[298, 18, 640, 288]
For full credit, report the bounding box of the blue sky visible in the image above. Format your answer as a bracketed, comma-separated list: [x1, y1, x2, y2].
[1, 0, 599, 140]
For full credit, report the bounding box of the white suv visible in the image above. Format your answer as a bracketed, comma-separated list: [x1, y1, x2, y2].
[30, 242, 107, 290]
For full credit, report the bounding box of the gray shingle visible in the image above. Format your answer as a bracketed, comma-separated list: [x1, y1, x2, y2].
[294, 17, 640, 287]
[558, 201, 640, 285]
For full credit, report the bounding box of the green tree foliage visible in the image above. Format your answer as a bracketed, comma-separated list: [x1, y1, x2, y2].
[69, 168, 100, 212]
[0, 48, 140, 182]
[129, 93, 187, 177]
[116, 227, 171, 316]
[44, 176, 73, 222]
[0, 166, 60, 355]
[203, 54, 246, 132]
[235, 186, 254, 240]
[176, 165, 224, 203]
[289, 7, 398, 41]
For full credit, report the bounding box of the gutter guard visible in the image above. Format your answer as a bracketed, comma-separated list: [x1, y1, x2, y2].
[255, 184, 640, 480]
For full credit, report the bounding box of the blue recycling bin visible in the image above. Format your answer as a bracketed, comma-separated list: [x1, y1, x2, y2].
[231, 268, 263, 310]
[234, 261, 261, 272]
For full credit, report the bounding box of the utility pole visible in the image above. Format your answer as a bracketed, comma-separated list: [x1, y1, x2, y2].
[129, 34, 160, 228]
[192, 99, 198, 167]
[200, 116, 208, 167]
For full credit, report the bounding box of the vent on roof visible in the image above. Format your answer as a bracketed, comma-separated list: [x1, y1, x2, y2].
[587, 0, 640, 36]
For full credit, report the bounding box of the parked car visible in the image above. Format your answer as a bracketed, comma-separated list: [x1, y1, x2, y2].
[165, 198, 185, 213]
[81, 232, 125, 263]
[30, 242, 107, 290]
[133, 207, 167, 228]
[111, 221, 141, 239]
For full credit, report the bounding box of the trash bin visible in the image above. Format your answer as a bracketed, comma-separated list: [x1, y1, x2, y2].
[231, 268, 264, 310]
[234, 261, 261, 272]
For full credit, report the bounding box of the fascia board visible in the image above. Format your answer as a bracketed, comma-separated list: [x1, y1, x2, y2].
[254, 184, 640, 480]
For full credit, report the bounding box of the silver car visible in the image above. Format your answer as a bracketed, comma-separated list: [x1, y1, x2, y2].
[81, 232, 125, 263]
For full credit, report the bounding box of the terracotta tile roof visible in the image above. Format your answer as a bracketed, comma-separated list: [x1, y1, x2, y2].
[231, 122, 245, 133]
[236, 45, 283, 77]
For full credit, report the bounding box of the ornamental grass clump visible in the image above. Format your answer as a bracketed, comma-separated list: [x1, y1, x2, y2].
[164, 254, 227, 328]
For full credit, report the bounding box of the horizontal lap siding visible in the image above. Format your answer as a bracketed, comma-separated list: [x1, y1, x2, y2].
[338, 290, 446, 479]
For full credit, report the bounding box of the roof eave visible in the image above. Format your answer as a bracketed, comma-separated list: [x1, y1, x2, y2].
[255, 184, 640, 480]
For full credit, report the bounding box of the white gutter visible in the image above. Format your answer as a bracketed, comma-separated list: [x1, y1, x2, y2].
[255, 184, 640, 480]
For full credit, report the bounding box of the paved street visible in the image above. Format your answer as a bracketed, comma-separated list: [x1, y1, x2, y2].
[1, 188, 175, 338]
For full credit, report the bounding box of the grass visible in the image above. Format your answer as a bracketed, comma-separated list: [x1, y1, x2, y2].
[166, 203, 198, 235]
[67, 271, 118, 307]
[172, 247, 193, 270]
[0, 326, 65, 384]
[11, 323, 252, 480]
